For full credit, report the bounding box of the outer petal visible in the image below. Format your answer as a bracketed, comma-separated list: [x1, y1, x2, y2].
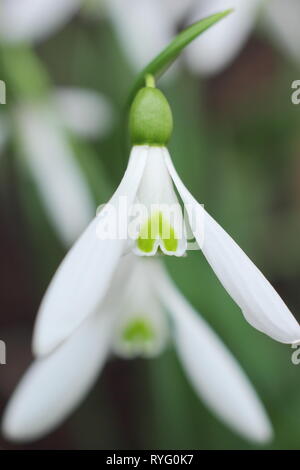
[2, 310, 115, 442]
[15, 102, 95, 246]
[53, 87, 114, 139]
[33, 146, 148, 356]
[105, 0, 174, 70]
[185, 0, 260, 76]
[264, 0, 300, 64]
[164, 148, 300, 344]
[0, 0, 80, 43]
[150, 261, 273, 443]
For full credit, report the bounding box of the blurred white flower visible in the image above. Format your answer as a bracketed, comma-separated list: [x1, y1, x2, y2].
[0, 0, 224, 73]
[185, 0, 300, 75]
[15, 100, 94, 246]
[2, 254, 272, 444]
[0, 0, 186, 70]
[0, 0, 81, 43]
[1, 0, 300, 76]
[53, 87, 114, 140]
[5, 87, 113, 246]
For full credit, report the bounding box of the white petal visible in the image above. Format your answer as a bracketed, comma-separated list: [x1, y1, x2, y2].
[0, 0, 80, 43]
[53, 87, 114, 139]
[164, 149, 300, 344]
[2, 310, 115, 442]
[264, 0, 300, 64]
[15, 102, 95, 246]
[106, 0, 174, 70]
[185, 0, 260, 76]
[150, 261, 273, 443]
[33, 146, 148, 356]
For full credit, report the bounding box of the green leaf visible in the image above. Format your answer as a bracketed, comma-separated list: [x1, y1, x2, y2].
[128, 9, 233, 102]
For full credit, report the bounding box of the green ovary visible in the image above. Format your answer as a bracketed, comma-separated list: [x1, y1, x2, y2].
[137, 211, 178, 253]
[122, 317, 155, 345]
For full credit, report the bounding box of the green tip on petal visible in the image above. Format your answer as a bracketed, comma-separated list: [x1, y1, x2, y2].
[129, 86, 173, 146]
[137, 211, 178, 254]
[145, 73, 155, 88]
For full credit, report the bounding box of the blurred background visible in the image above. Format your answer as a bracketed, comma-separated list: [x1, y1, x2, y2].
[0, 0, 300, 450]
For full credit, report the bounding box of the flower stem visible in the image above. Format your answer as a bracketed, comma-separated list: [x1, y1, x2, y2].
[145, 74, 155, 88]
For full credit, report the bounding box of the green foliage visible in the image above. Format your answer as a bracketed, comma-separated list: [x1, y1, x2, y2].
[129, 9, 233, 102]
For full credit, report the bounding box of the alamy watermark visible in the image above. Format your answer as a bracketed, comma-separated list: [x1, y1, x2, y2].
[291, 80, 300, 104]
[0, 340, 6, 365]
[95, 199, 205, 250]
[291, 343, 300, 365]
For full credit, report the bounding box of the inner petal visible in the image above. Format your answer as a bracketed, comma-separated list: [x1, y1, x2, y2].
[123, 316, 155, 345]
[113, 313, 167, 359]
[133, 146, 187, 257]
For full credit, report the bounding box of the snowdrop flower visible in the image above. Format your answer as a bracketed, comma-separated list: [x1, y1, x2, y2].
[103, 0, 195, 70]
[106, 0, 300, 73]
[53, 87, 113, 140]
[30, 77, 300, 360]
[185, 0, 261, 76]
[2, 254, 273, 443]
[186, 0, 300, 75]
[0, 0, 81, 44]
[6, 87, 113, 246]
[263, 0, 300, 65]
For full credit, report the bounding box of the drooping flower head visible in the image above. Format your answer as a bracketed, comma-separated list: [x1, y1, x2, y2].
[29, 74, 300, 357]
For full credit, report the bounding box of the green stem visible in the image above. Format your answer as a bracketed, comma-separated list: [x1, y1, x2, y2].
[145, 73, 155, 88]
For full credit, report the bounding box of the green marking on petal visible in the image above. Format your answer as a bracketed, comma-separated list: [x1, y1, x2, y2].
[137, 211, 178, 254]
[137, 212, 159, 253]
[122, 317, 155, 344]
[160, 212, 178, 252]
